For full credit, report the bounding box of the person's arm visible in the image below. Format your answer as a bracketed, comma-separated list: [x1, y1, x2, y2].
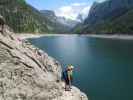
[68, 73, 71, 81]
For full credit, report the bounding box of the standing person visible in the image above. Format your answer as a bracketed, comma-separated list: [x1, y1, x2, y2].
[62, 64, 74, 91]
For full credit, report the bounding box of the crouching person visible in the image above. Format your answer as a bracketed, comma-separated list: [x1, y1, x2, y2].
[62, 65, 74, 91]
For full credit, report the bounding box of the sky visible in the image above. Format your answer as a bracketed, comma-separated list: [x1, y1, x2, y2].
[26, 0, 106, 20]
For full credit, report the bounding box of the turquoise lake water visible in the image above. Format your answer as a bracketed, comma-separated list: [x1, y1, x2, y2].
[29, 36, 133, 100]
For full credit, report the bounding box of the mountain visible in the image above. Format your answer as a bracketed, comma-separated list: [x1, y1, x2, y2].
[56, 16, 79, 28]
[76, 14, 84, 22]
[74, 0, 133, 34]
[40, 10, 79, 33]
[0, 0, 75, 33]
[0, 0, 50, 33]
[88, 8, 133, 34]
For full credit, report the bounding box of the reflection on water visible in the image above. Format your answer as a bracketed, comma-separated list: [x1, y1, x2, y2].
[29, 36, 133, 100]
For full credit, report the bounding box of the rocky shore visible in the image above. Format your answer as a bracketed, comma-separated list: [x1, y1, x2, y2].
[0, 28, 88, 100]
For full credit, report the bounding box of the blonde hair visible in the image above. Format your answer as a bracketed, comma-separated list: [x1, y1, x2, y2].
[67, 64, 74, 69]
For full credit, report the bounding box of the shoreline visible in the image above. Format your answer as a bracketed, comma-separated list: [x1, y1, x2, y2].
[15, 33, 45, 39]
[16, 33, 133, 40]
[85, 34, 133, 40]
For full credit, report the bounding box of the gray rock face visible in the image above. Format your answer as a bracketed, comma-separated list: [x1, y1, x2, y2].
[57, 17, 79, 28]
[0, 27, 88, 100]
[85, 0, 133, 25]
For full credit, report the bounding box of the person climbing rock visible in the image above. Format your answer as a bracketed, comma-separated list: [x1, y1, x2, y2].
[62, 64, 74, 91]
[0, 15, 5, 34]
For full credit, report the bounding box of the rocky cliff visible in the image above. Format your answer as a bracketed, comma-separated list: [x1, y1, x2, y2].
[0, 22, 88, 100]
[74, 0, 133, 34]
[85, 0, 133, 25]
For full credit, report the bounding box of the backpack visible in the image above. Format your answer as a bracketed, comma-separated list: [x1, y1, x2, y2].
[62, 70, 68, 81]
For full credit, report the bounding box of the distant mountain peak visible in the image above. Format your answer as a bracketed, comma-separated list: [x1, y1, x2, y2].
[74, 0, 133, 34]
[40, 10, 79, 28]
[76, 14, 84, 22]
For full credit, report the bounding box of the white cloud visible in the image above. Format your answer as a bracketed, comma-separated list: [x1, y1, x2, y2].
[55, 2, 91, 20]
[71, 3, 87, 6]
[96, 0, 107, 3]
[55, 6, 76, 20]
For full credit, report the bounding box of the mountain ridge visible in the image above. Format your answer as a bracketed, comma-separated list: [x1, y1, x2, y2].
[74, 0, 133, 34]
[0, 0, 76, 33]
[0, 0, 49, 33]
[40, 10, 79, 30]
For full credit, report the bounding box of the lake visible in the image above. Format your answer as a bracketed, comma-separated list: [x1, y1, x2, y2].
[29, 36, 133, 100]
